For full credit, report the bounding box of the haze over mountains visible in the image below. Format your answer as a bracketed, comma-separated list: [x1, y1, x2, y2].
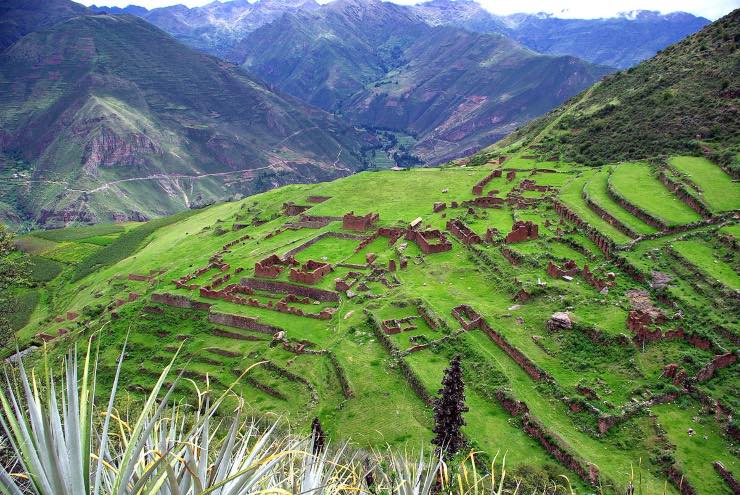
[89, 0, 709, 68]
[0, 11, 372, 226]
[234, 0, 609, 162]
[0, 0, 716, 228]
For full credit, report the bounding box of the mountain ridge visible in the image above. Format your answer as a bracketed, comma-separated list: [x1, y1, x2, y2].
[0, 13, 374, 228]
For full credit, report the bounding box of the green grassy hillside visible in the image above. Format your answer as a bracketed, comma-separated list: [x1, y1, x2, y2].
[0, 13, 373, 229]
[12, 152, 739, 494]
[494, 9, 740, 166]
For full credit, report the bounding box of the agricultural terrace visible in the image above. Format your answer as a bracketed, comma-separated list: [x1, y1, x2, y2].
[583, 168, 657, 235]
[668, 156, 740, 213]
[609, 162, 702, 226]
[9, 156, 739, 495]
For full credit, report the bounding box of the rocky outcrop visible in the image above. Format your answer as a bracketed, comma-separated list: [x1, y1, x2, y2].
[81, 126, 161, 172]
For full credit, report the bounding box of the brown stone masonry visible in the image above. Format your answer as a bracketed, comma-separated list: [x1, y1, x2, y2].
[451, 304, 483, 330]
[582, 191, 638, 238]
[472, 169, 502, 195]
[283, 202, 312, 216]
[208, 311, 283, 335]
[307, 195, 331, 203]
[289, 260, 333, 285]
[343, 211, 379, 231]
[605, 180, 668, 230]
[551, 199, 615, 257]
[505, 221, 538, 244]
[694, 352, 737, 383]
[240, 278, 340, 302]
[447, 219, 482, 245]
[465, 196, 505, 208]
[713, 461, 740, 494]
[658, 171, 712, 219]
[522, 415, 600, 486]
[255, 254, 298, 278]
[151, 293, 213, 311]
[405, 228, 452, 254]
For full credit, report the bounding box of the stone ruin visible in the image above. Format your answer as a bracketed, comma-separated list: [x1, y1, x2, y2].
[546, 260, 580, 279]
[335, 271, 362, 293]
[505, 221, 538, 244]
[546, 259, 614, 291]
[282, 202, 312, 216]
[472, 169, 502, 195]
[517, 179, 555, 193]
[433, 202, 446, 212]
[452, 304, 483, 330]
[173, 257, 229, 289]
[506, 170, 516, 182]
[551, 200, 614, 257]
[306, 195, 331, 203]
[446, 219, 482, 245]
[465, 195, 505, 209]
[343, 211, 379, 231]
[405, 228, 452, 254]
[286, 214, 342, 229]
[240, 277, 340, 302]
[381, 316, 419, 334]
[254, 254, 298, 278]
[201, 283, 337, 321]
[289, 259, 333, 285]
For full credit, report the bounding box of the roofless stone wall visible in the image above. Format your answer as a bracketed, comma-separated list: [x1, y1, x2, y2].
[240, 277, 340, 302]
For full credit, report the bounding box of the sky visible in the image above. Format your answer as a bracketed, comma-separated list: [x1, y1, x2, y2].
[81, 0, 738, 20]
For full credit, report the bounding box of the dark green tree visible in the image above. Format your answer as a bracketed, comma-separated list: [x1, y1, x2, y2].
[432, 354, 468, 457]
[311, 417, 326, 455]
[0, 224, 29, 351]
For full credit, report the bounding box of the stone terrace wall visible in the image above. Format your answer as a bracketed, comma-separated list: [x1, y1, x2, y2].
[447, 219, 482, 245]
[241, 277, 340, 302]
[695, 352, 737, 382]
[713, 461, 740, 494]
[151, 293, 212, 311]
[284, 231, 369, 258]
[582, 191, 638, 238]
[551, 198, 615, 256]
[208, 311, 282, 335]
[472, 169, 502, 195]
[605, 178, 668, 230]
[658, 171, 712, 219]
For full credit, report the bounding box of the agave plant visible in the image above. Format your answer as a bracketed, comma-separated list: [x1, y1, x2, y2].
[0, 335, 529, 495]
[0, 338, 292, 495]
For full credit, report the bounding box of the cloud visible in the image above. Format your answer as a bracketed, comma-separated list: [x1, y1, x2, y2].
[81, 0, 737, 20]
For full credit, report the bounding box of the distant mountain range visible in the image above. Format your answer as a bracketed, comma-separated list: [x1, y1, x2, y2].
[89, 0, 709, 69]
[233, 0, 609, 163]
[90, 0, 320, 58]
[414, 2, 710, 68]
[0, 12, 372, 227]
[0, 0, 718, 228]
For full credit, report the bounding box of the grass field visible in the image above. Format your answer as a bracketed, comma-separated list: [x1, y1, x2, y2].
[669, 156, 740, 213]
[584, 168, 657, 235]
[8, 163, 737, 494]
[558, 171, 631, 244]
[609, 162, 702, 226]
[672, 239, 739, 290]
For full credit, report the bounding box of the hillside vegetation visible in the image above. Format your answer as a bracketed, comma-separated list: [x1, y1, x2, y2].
[496, 9, 740, 166]
[12, 150, 739, 494]
[0, 13, 373, 228]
